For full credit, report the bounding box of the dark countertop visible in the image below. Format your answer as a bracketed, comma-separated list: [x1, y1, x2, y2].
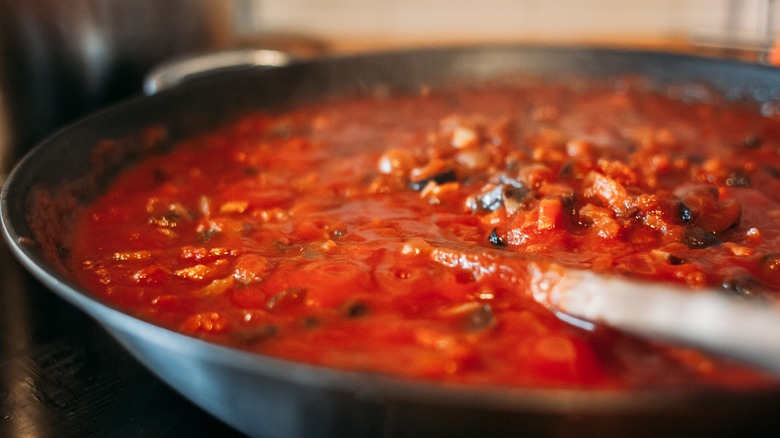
[0, 242, 245, 437]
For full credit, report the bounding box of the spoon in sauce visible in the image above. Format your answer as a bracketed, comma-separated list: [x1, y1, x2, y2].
[428, 244, 780, 374]
[526, 264, 780, 374]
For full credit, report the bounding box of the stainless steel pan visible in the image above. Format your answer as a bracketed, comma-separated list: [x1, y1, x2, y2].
[4, 45, 780, 437]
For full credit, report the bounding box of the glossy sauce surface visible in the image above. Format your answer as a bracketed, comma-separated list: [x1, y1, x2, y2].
[67, 78, 780, 389]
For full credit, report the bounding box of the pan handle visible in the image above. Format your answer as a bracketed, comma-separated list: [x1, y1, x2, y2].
[143, 49, 296, 95]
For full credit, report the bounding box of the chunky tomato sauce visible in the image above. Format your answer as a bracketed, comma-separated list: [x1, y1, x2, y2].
[67, 77, 780, 389]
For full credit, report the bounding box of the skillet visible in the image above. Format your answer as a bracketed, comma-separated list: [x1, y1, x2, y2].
[4, 45, 780, 437]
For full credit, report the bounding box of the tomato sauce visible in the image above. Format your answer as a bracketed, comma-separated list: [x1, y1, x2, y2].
[67, 77, 780, 389]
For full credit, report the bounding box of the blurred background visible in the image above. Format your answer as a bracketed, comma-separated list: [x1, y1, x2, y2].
[258, 0, 773, 50]
[1, 0, 779, 171]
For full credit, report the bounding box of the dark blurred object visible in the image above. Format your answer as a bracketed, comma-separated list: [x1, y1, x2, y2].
[0, 6, 254, 434]
[0, 0, 240, 162]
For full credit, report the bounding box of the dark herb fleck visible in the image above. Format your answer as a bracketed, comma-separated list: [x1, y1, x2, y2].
[504, 186, 531, 203]
[561, 193, 577, 216]
[764, 165, 780, 179]
[410, 169, 457, 191]
[345, 301, 370, 318]
[199, 229, 217, 242]
[244, 166, 259, 175]
[57, 246, 71, 259]
[301, 316, 321, 328]
[681, 227, 721, 249]
[559, 160, 575, 179]
[679, 202, 693, 223]
[667, 254, 686, 265]
[488, 228, 506, 247]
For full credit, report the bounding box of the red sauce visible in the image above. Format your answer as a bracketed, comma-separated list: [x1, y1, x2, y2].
[67, 78, 780, 389]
